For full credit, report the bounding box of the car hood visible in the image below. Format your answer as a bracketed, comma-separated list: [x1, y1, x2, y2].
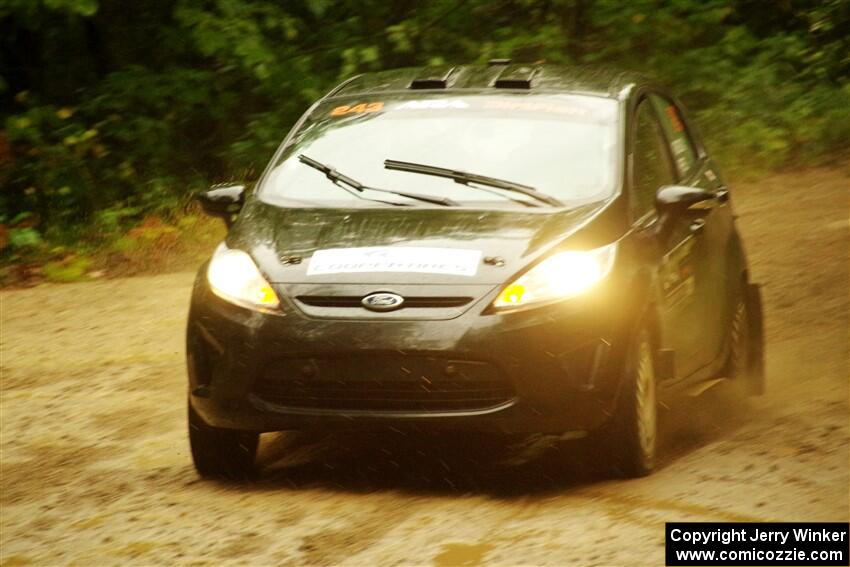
[227, 201, 611, 285]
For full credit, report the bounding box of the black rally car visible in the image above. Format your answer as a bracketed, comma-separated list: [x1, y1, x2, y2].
[187, 63, 764, 478]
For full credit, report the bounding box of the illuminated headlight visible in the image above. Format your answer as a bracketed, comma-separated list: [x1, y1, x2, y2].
[207, 244, 280, 311]
[492, 243, 617, 309]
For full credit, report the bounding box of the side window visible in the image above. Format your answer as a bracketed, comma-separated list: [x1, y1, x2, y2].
[632, 101, 674, 219]
[650, 95, 698, 178]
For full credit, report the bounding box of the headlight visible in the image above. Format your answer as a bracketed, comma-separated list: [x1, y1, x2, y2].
[207, 244, 280, 311]
[492, 243, 617, 309]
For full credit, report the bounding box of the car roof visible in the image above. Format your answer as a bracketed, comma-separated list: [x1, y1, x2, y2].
[328, 63, 653, 101]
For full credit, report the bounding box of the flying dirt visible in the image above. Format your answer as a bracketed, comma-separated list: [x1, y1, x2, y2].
[1, 167, 847, 566]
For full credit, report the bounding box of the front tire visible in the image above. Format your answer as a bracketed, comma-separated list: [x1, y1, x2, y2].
[600, 325, 658, 478]
[188, 402, 259, 479]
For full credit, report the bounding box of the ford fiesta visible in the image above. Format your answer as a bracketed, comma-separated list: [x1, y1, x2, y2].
[186, 63, 764, 479]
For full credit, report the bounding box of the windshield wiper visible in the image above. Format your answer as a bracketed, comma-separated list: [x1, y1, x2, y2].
[298, 155, 457, 207]
[384, 159, 563, 207]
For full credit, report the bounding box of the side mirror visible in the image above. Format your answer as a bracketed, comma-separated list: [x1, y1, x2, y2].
[196, 184, 245, 227]
[656, 185, 717, 216]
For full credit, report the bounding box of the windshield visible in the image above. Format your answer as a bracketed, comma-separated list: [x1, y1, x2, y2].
[259, 93, 620, 209]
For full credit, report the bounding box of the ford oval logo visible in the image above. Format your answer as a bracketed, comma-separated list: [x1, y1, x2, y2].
[361, 292, 404, 312]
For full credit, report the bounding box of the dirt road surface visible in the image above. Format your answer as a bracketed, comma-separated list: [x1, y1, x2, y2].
[2, 167, 848, 566]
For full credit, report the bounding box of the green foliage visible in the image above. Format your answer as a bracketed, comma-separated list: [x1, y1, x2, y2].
[42, 254, 92, 282]
[9, 226, 42, 248]
[1, 0, 848, 259]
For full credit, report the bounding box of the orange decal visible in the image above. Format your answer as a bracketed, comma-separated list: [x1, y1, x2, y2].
[666, 106, 684, 132]
[330, 102, 384, 117]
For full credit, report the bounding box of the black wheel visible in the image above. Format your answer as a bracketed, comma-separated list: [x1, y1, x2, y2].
[728, 294, 750, 382]
[188, 402, 259, 479]
[599, 324, 658, 478]
[728, 283, 765, 395]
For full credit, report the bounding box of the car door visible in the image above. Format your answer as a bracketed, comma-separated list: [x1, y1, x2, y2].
[631, 97, 701, 379]
[648, 93, 734, 376]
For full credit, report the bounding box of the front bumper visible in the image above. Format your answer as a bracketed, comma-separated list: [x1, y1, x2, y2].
[187, 269, 636, 434]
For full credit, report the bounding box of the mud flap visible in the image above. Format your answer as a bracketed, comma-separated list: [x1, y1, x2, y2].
[746, 283, 766, 395]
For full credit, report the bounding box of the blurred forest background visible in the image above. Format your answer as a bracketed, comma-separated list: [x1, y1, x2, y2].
[1, 0, 848, 282]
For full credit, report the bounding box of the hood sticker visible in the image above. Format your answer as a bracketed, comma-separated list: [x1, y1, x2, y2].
[307, 246, 482, 277]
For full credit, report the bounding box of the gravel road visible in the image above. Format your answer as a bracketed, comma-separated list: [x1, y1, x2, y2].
[1, 167, 847, 566]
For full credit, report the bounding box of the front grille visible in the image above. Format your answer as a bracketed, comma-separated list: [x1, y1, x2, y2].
[296, 296, 473, 309]
[254, 355, 514, 412]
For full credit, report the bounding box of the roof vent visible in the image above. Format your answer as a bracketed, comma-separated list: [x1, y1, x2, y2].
[493, 65, 539, 89]
[408, 66, 457, 90]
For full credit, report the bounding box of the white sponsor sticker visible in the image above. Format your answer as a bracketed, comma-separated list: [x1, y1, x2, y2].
[396, 99, 469, 110]
[307, 247, 482, 276]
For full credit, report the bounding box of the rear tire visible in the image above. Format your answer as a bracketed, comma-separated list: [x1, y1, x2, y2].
[727, 294, 750, 397]
[599, 324, 658, 478]
[727, 284, 764, 395]
[726, 282, 765, 396]
[188, 402, 259, 479]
